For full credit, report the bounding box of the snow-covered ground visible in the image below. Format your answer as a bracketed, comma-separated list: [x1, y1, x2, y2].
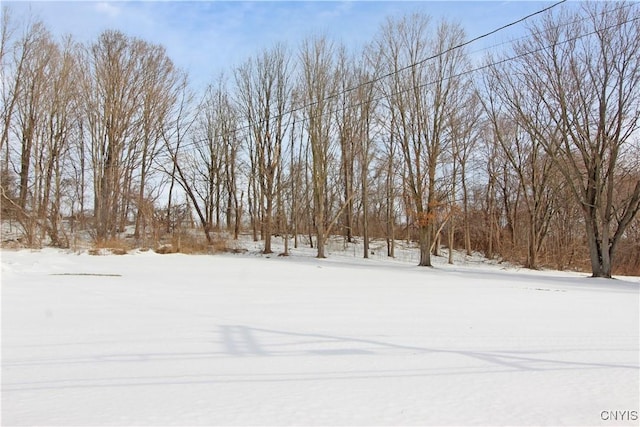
[2, 238, 639, 426]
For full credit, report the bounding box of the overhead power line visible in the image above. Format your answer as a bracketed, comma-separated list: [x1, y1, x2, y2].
[178, 0, 570, 152]
[321, 14, 640, 132]
[345, 0, 568, 94]
[465, 1, 638, 65]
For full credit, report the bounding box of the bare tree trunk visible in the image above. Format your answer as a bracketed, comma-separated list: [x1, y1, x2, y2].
[386, 151, 395, 258]
[461, 163, 471, 256]
[300, 36, 338, 259]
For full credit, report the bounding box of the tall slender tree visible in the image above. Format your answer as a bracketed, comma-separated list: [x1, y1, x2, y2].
[299, 35, 339, 258]
[375, 14, 469, 266]
[235, 43, 292, 254]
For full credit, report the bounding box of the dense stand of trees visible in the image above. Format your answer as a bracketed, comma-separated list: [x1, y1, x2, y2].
[1, 2, 639, 277]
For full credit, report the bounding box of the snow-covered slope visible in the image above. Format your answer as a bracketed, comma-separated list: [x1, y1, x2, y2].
[1, 246, 638, 426]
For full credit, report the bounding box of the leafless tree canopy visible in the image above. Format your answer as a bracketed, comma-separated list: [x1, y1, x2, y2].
[1, 2, 639, 277]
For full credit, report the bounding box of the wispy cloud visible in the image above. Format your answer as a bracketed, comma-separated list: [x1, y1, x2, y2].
[94, 2, 120, 19]
[5, 1, 571, 89]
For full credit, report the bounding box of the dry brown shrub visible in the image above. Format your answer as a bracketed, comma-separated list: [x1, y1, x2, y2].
[154, 231, 231, 255]
[90, 238, 131, 255]
[154, 244, 176, 254]
[1, 239, 24, 250]
[613, 241, 640, 277]
[171, 232, 207, 254]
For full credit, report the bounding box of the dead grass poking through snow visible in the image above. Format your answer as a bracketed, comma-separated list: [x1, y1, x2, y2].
[155, 231, 230, 255]
[89, 238, 131, 255]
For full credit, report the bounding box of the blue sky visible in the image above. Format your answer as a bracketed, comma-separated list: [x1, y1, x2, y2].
[5, 1, 573, 89]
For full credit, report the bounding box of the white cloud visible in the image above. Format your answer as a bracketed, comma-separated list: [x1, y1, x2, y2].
[94, 2, 120, 19]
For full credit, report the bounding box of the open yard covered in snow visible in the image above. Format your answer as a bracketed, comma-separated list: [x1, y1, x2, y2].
[1, 246, 639, 426]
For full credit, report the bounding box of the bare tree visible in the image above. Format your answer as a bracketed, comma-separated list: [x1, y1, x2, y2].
[299, 35, 339, 258]
[219, 88, 242, 240]
[3, 19, 57, 245]
[163, 72, 191, 234]
[188, 81, 233, 239]
[376, 86, 401, 258]
[38, 36, 81, 246]
[133, 43, 181, 242]
[481, 70, 558, 269]
[375, 14, 469, 266]
[0, 6, 19, 162]
[14, 22, 52, 213]
[354, 52, 378, 259]
[450, 91, 481, 257]
[162, 73, 219, 243]
[334, 48, 357, 244]
[0, 9, 84, 247]
[235, 43, 292, 253]
[82, 31, 143, 240]
[82, 30, 182, 242]
[504, 2, 640, 277]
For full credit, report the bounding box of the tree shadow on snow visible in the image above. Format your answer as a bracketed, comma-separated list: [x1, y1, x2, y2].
[3, 324, 637, 393]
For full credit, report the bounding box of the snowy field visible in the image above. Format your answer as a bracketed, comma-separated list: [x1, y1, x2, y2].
[1, 239, 639, 426]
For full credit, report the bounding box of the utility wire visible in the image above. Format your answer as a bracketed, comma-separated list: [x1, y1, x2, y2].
[329, 14, 640, 129]
[336, 0, 568, 95]
[182, 12, 640, 161]
[176, 0, 570, 151]
[465, 1, 638, 64]
[178, 0, 635, 161]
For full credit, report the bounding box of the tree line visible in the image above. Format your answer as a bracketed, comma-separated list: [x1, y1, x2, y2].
[1, 2, 639, 277]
